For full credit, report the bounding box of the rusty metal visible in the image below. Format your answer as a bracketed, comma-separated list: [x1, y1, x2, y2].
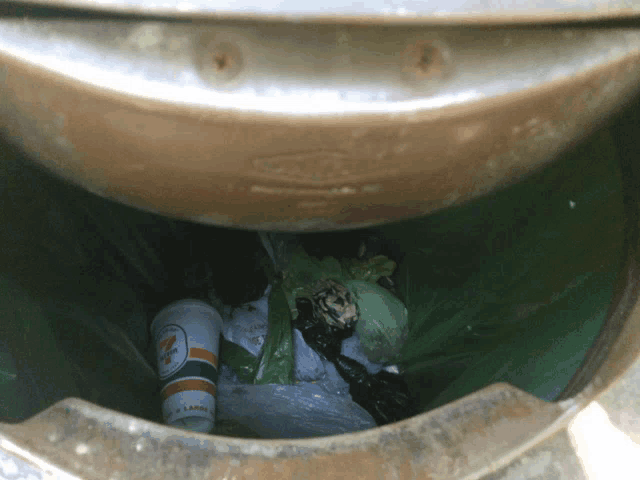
[0, 384, 570, 479]
[1, 21, 640, 230]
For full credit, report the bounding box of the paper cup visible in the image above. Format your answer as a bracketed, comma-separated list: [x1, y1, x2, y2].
[151, 299, 222, 433]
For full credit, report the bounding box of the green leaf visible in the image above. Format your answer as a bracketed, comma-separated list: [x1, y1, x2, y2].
[253, 284, 295, 385]
[219, 338, 258, 384]
[343, 255, 397, 283]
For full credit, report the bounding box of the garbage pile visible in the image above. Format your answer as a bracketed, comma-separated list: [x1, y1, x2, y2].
[214, 239, 415, 438]
[151, 233, 415, 438]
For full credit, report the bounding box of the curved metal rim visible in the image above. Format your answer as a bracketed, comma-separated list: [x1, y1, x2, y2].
[2, 19, 640, 231]
[8, 0, 640, 26]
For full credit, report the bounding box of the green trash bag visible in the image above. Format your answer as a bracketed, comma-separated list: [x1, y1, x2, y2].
[344, 280, 409, 364]
[381, 128, 624, 410]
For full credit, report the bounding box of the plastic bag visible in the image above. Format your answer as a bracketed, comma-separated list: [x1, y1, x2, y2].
[252, 233, 401, 386]
[345, 280, 409, 364]
[381, 128, 625, 410]
[220, 289, 356, 392]
[219, 338, 259, 384]
[215, 365, 376, 438]
[0, 143, 167, 422]
[218, 287, 394, 433]
[220, 285, 295, 385]
[221, 287, 271, 357]
[294, 296, 415, 425]
[251, 233, 415, 424]
[330, 356, 415, 425]
[280, 246, 397, 319]
[216, 325, 375, 439]
[341, 334, 384, 375]
[293, 329, 325, 382]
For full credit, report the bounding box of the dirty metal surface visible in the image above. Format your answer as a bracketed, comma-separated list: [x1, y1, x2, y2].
[0, 384, 567, 479]
[1, 21, 640, 230]
[7, 0, 640, 25]
[480, 430, 588, 480]
[595, 288, 640, 443]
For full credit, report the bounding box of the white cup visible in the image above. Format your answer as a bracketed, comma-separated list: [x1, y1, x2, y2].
[151, 299, 222, 433]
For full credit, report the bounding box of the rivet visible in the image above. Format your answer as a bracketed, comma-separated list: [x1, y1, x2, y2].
[195, 32, 244, 87]
[401, 39, 453, 84]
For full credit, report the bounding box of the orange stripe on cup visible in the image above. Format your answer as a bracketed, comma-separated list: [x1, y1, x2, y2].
[189, 348, 218, 367]
[161, 379, 216, 401]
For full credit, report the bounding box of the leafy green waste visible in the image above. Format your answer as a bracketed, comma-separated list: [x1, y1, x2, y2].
[254, 285, 295, 384]
[219, 338, 258, 384]
[224, 248, 398, 385]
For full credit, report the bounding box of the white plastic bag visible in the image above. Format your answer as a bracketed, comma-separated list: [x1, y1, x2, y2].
[221, 287, 271, 357]
[216, 365, 375, 438]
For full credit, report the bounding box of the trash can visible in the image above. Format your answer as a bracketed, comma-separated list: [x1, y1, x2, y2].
[0, 104, 637, 477]
[2, 7, 640, 479]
